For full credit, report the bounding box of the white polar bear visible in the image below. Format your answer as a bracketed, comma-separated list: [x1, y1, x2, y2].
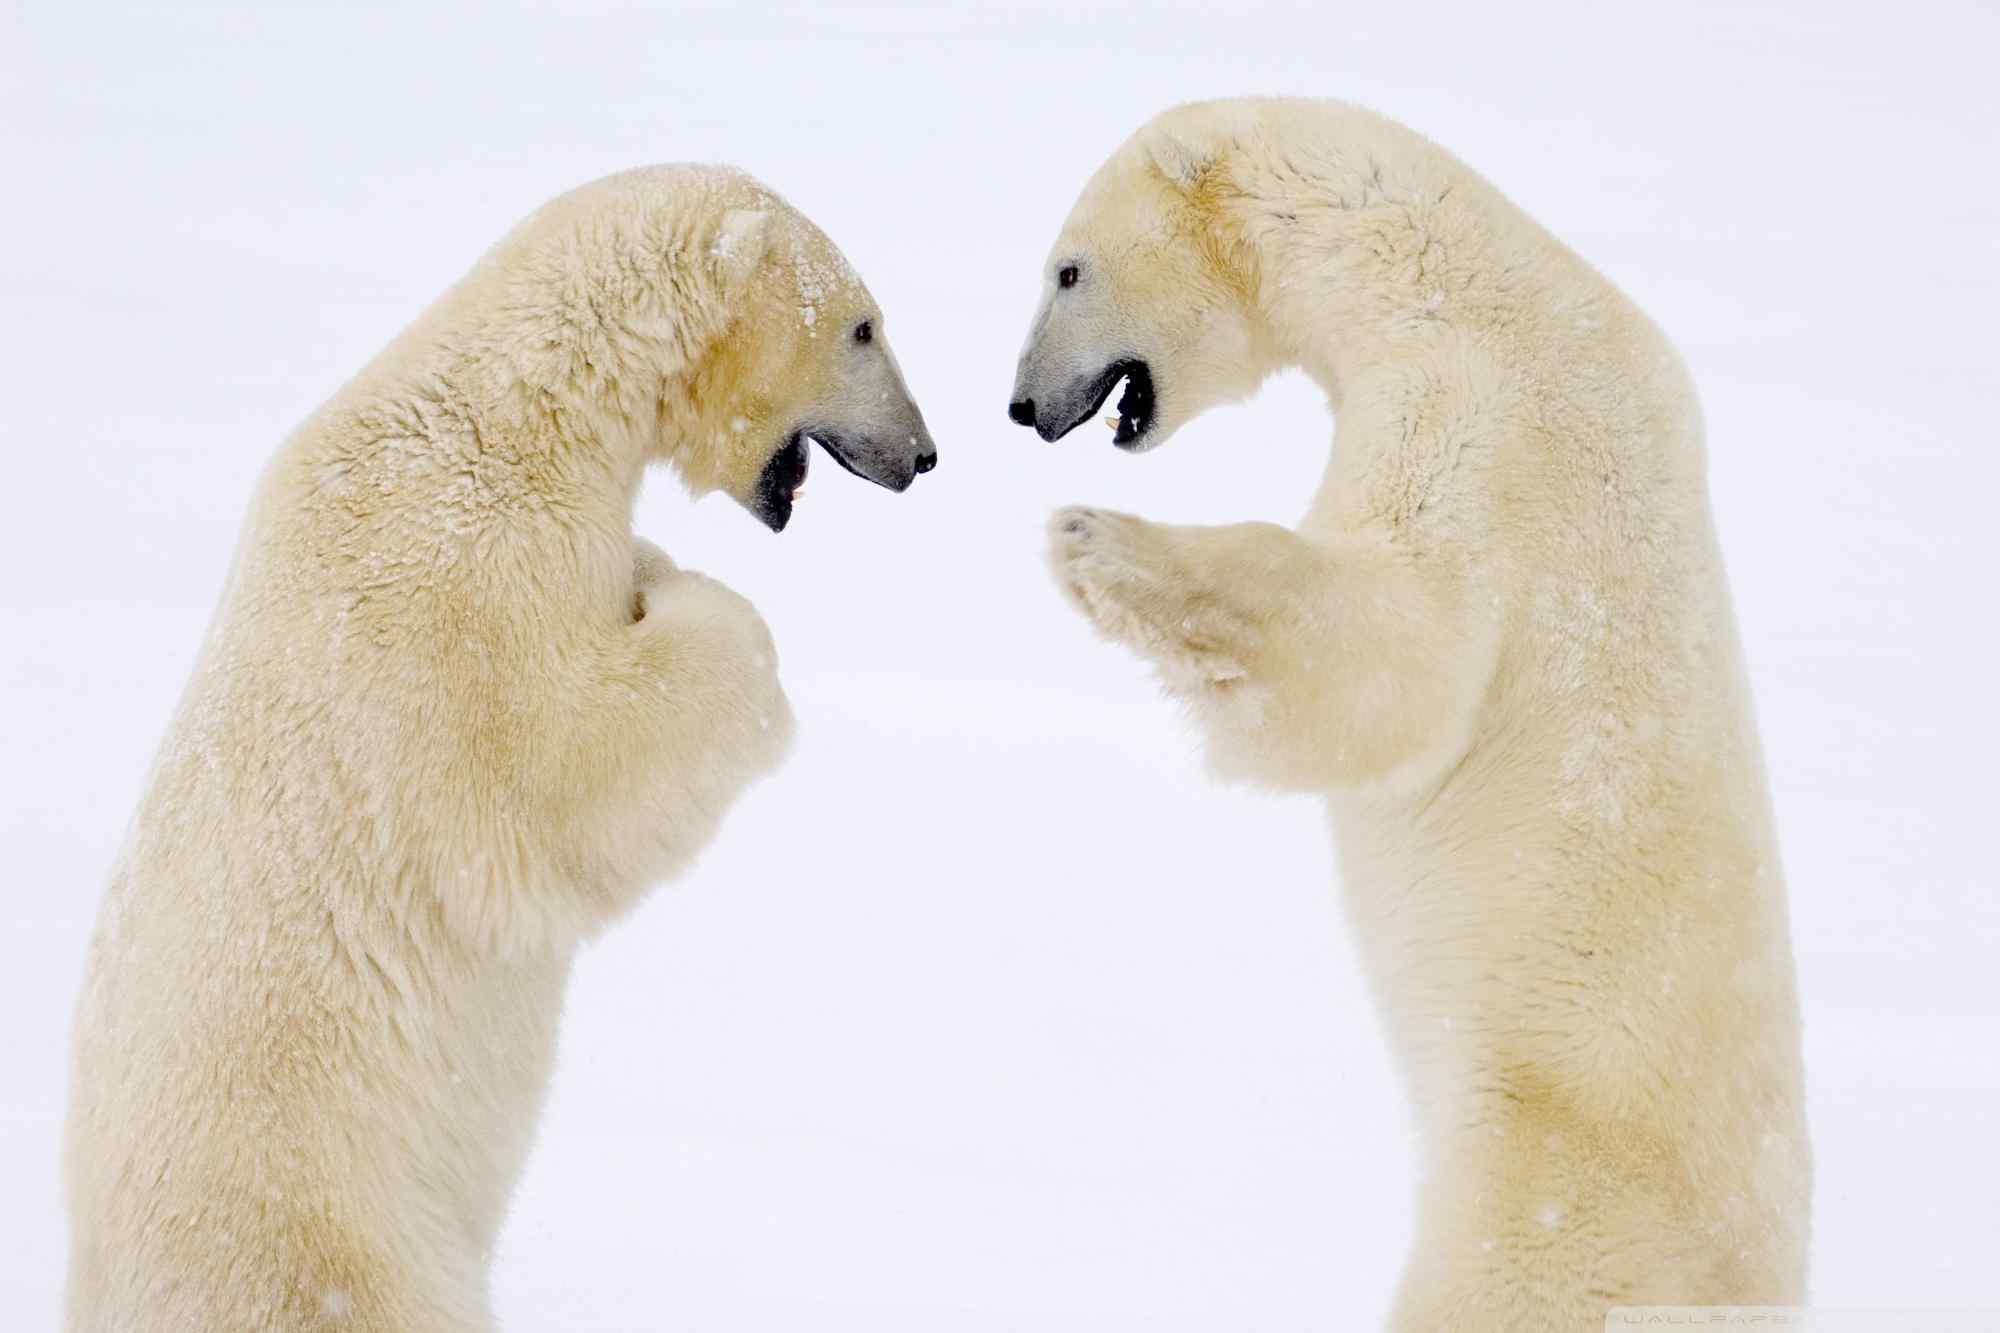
[1009, 99, 1810, 1328]
[64, 165, 935, 1332]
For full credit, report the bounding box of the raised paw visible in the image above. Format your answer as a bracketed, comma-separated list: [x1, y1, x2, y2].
[638, 566, 777, 666]
[631, 537, 688, 621]
[1046, 506, 1250, 689]
[628, 561, 793, 767]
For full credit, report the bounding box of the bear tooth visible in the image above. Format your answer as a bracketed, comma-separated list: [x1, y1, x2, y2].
[1104, 415, 1120, 430]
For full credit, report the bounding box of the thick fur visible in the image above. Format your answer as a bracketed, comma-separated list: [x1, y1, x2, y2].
[62, 166, 914, 1331]
[1024, 100, 1810, 1328]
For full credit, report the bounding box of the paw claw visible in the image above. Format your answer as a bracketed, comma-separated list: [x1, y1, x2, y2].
[1051, 505, 1101, 541]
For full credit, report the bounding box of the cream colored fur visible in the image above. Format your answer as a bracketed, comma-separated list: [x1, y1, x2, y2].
[62, 165, 911, 1331]
[1024, 100, 1811, 1328]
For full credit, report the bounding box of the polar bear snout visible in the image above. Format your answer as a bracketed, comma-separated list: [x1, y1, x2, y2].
[1008, 358, 1156, 448]
[809, 422, 937, 495]
[744, 323, 937, 534]
[747, 392, 936, 533]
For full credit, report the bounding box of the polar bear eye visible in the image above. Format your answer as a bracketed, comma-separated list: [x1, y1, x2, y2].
[1057, 265, 1080, 289]
[852, 320, 872, 345]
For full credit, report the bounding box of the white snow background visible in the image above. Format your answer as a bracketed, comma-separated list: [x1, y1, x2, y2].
[3, 2, 1995, 1327]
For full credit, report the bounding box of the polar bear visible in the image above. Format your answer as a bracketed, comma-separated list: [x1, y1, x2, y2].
[64, 165, 935, 1332]
[1008, 99, 1810, 1328]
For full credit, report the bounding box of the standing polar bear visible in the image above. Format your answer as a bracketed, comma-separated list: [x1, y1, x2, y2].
[1010, 99, 1809, 1327]
[65, 166, 934, 1332]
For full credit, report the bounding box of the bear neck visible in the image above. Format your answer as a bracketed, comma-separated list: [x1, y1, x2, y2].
[434, 262, 733, 517]
[1215, 118, 1576, 414]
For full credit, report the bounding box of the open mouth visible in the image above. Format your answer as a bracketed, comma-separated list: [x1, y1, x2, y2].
[750, 433, 810, 532]
[1104, 362, 1156, 448]
[1042, 360, 1155, 448]
[749, 429, 933, 533]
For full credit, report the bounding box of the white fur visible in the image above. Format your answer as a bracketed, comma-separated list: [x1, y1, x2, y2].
[61, 165, 913, 1331]
[1029, 99, 1811, 1327]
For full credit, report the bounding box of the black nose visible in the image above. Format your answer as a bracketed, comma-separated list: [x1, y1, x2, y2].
[1007, 398, 1036, 427]
[914, 450, 937, 475]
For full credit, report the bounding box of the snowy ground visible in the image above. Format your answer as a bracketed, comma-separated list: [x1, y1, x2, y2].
[4, 2, 1996, 1327]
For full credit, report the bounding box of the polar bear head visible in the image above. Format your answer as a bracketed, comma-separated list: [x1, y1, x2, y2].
[1007, 107, 1269, 451]
[491, 167, 936, 533]
[683, 189, 938, 531]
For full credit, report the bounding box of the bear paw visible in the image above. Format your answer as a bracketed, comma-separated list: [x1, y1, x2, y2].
[1046, 506, 1249, 690]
